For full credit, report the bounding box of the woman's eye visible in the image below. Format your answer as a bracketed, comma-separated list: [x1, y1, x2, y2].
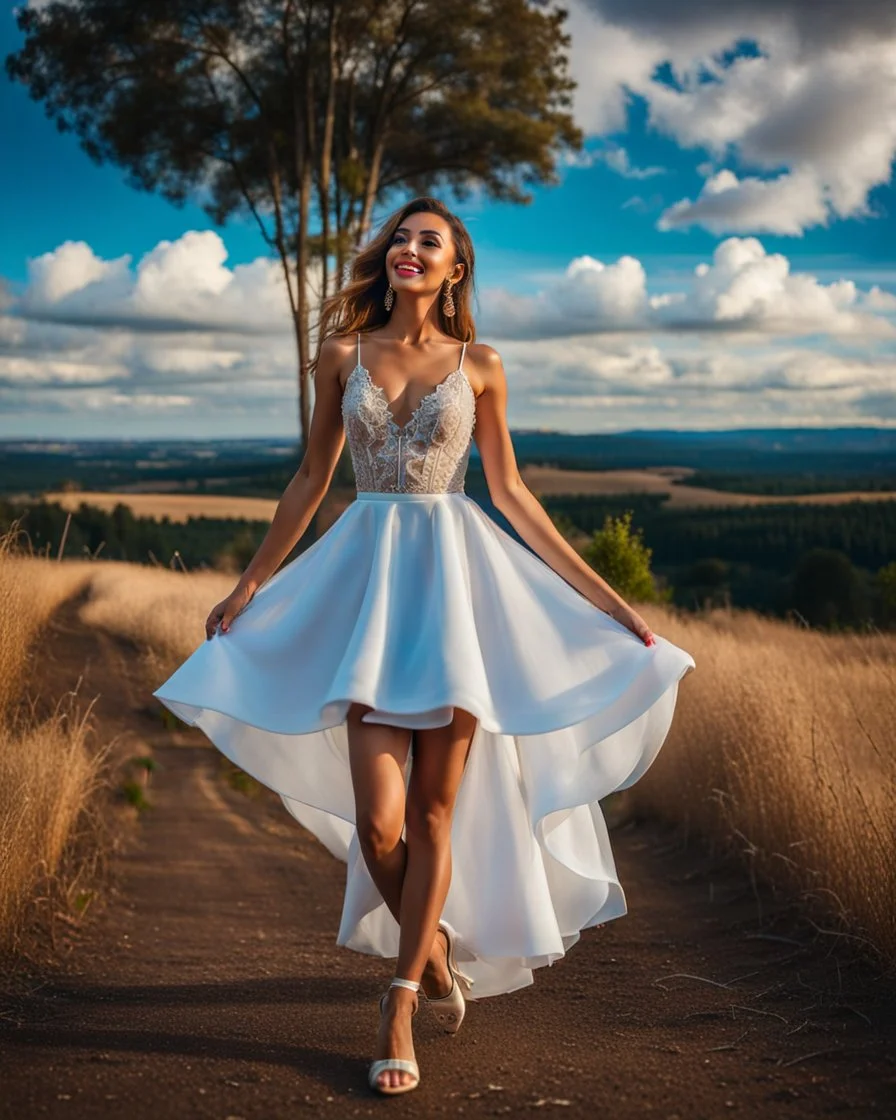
[392, 235, 438, 247]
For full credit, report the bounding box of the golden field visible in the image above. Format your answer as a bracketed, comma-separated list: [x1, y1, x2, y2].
[28, 466, 896, 525]
[0, 528, 106, 954]
[519, 465, 896, 507]
[627, 605, 896, 960]
[2, 524, 894, 966]
[85, 561, 896, 964]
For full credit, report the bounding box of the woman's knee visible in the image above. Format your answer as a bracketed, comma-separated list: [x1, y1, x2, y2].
[405, 796, 453, 848]
[356, 806, 404, 863]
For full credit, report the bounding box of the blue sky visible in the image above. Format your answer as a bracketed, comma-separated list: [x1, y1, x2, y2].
[2, 0, 896, 438]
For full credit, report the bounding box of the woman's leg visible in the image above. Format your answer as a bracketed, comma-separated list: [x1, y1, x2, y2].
[347, 703, 478, 1090]
[346, 702, 411, 916]
[345, 704, 462, 998]
[396, 706, 478, 985]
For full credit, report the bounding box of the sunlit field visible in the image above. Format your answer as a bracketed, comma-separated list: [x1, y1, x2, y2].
[0, 527, 105, 954]
[520, 466, 896, 508]
[35, 471, 896, 524]
[84, 564, 896, 965]
[630, 603, 896, 962]
[0, 528, 94, 718]
[3, 529, 894, 966]
[78, 562, 236, 682]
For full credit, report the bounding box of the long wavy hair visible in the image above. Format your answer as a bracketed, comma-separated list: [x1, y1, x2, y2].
[311, 197, 476, 377]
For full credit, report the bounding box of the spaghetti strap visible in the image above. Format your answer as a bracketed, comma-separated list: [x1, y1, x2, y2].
[357, 331, 361, 367]
[459, 340, 467, 371]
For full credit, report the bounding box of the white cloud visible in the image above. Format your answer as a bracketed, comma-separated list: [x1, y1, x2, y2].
[590, 1, 896, 55]
[667, 237, 888, 336]
[564, 3, 661, 135]
[482, 236, 894, 339]
[565, 143, 667, 179]
[493, 333, 896, 431]
[865, 286, 896, 313]
[17, 231, 292, 333]
[566, 1, 896, 235]
[3, 231, 895, 436]
[599, 145, 667, 179]
[657, 168, 827, 236]
[483, 254, 648, 338]
[0, 233, 304, 434]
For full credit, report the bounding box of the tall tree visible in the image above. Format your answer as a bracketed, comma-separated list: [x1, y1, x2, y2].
[7, 0, 581, 443]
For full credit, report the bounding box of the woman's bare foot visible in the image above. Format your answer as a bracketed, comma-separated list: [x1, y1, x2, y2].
[374, 986, 418, 1091]
[420, 926, 452, 999]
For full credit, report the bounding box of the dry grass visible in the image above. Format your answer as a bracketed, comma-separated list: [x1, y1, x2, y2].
[79, 557, 896, 964]
[4, 506, 893, 968]
[631, 601, 896, 963]
[77, 562, 236, 682]
[0, 524, 110, 957]
[0, 522, 95, 719]
[0, 694, 108, 955]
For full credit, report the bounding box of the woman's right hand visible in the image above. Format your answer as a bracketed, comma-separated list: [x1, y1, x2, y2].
[205, 585, 255, 640]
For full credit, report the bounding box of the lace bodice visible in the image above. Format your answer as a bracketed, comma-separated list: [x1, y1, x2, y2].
[341, 332, 476, 493]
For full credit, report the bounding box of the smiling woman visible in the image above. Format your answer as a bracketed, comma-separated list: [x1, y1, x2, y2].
[152, 195, 696, 1096]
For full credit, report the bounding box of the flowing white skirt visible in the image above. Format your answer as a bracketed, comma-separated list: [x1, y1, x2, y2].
[153, 490, 696, 998]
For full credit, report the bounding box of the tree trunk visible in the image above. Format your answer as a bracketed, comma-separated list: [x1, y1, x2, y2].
[358, 134, 385, 242]
[317, 1, 339, 301]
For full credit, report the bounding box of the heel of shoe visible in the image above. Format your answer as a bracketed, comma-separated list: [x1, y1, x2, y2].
[426, 974, 466, 1033]
[440, 920, 475, 998]
[426, 921, 474, 1034]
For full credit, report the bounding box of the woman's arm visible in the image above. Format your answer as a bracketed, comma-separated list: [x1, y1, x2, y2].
[234, 335, 351, 597]
[469, 344, 655, 646]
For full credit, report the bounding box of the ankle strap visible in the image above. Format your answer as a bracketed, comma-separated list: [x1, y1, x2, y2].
[390, 977, 421, 992]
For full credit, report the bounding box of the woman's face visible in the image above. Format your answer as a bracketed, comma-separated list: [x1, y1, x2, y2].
[384, 211, 464, 298]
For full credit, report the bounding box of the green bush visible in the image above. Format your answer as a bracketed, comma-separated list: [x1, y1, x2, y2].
[582, 510, 668, 603]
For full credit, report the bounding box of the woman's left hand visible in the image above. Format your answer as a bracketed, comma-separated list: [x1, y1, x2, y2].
[608, 602, 656, 646]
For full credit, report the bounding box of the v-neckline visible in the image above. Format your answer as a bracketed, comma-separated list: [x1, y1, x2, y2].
[353, 364, 467, 432]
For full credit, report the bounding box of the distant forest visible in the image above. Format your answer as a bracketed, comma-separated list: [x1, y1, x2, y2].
[532, 491, 896, 624]
[3, 427, 896, 500]
[2, 431, 894, 630]
[3, 485, 894, 631]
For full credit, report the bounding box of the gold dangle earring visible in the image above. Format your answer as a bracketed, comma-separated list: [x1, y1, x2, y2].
[384, 283, 395, 311]
[442, 278, 456, 318]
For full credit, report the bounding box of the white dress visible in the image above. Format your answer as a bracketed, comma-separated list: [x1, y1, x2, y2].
[153, 332, 696, 999]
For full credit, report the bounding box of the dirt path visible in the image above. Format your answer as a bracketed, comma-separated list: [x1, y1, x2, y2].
[1, 598, 893, 1119]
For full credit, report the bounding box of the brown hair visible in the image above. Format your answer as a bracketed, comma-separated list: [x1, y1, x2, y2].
[311, 196, 476, 377]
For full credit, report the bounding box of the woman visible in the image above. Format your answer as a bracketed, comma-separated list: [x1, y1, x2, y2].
[153, 196, 696, 1096]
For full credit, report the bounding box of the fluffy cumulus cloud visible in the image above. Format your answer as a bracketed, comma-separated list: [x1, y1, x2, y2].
[657, 169, 828, 236]
[17, 231, 291, 333]
[0, 231, 304, 436]
[482, 254, 648, 338]
[475, 236, 896, 429]
[481, 236, 896, 339]
[568, 0, 896, 235]
[3, 230, 895, 436]
[496, 335, 896, 432]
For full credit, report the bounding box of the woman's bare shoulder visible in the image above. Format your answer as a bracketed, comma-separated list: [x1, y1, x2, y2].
[316, 333, 360, 392]
[466, 341, 503, 365]
[465, 342, 505, 395]
[319, 332, 359, 358]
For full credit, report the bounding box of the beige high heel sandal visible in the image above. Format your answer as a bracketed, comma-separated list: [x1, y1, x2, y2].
[423, 919, 475, 1034]
[368, 977, 421, 1095]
